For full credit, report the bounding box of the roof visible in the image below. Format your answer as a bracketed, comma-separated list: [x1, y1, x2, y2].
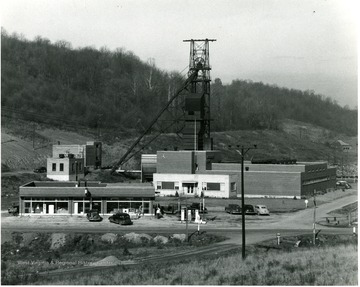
[19, 181, 155, 199]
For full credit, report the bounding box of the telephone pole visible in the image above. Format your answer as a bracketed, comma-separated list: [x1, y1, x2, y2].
[313, 189, 317, 245]
[229, 144, 257, 259]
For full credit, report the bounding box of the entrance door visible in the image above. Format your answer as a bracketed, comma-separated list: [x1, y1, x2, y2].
[74, 202, 78, 214]
[48, 205, 54, 214]
[183, 183, 198, 195]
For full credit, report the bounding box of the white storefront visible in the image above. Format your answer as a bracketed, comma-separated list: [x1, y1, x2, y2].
[153, 173, 238, 198]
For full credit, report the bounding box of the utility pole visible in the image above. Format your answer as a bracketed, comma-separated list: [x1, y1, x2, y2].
[185, 193, 189, 242]
[229, 144, 257, 259]
[32, 123, 36, 149]
[97, 114, 103, 140]
[75, 161, 78, 182]
[313, 189, 317, 246]
[194, 118, 197, 151]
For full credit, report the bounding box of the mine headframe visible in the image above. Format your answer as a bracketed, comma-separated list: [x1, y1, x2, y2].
[182, 39, 216, 151]
[111, 39, 216, 174]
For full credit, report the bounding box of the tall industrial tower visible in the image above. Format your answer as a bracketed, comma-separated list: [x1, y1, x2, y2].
[182, 38, 216, 151]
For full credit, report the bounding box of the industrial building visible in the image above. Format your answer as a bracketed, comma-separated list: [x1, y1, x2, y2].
[47, 141, 102, 181]
[147, 150, 336, 199]
[18, 181, 155, 216]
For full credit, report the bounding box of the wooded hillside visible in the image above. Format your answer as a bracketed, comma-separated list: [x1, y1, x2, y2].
[1, 29, 357, 137]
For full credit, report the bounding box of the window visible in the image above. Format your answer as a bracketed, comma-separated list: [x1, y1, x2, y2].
[162, 182, 175, 189]
[231, 182, 237, 191]
[52, 163, 56, 171]
[207, 183, 221, 191]
[202, 182, 225, 192]
[60, 163, 64, 172]
[156, 181, 178, 190]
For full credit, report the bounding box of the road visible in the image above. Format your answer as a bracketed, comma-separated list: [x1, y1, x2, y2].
[2, 191, 357, 244]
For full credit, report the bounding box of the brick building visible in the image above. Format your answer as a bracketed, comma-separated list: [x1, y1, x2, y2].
[47, 141, 102, 181]
[149, 150, 336, 199]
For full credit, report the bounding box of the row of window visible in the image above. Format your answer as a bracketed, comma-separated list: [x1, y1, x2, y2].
[22, 199, 151, 214]
[307, 168, 327, 173]
[50, 162, 83, 172]
[302, 177, 330, 186]
[156, 181, 232, 192]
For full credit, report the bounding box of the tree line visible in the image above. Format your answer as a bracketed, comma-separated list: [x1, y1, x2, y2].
[1, 28, 357, 138]
[210, 78, 357, 135]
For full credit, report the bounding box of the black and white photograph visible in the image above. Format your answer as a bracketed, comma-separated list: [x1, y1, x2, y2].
[1, 0, 358, 285]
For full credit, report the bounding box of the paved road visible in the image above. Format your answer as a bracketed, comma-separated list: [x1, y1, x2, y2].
[265, 193, 358, 230]
[2, 192, 357, 245]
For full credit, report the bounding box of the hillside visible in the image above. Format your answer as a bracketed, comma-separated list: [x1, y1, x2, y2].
[1, 117, 357, 175]
[1, 30, 357, 139]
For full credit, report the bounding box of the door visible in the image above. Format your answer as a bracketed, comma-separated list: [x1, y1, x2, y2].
[48, 205, 54, 215]
[74, 202, 78, 214]
[183, 183, 198, 195]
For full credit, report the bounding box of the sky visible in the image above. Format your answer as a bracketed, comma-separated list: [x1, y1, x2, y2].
[1, 0, 358, 108]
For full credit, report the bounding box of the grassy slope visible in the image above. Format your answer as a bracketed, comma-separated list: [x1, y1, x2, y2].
[1, 118, 357, 171]
[27, 236, 358, 285]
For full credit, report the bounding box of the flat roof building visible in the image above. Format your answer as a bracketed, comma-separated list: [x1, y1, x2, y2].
[47, 141, 102, 181]
[19, 181, 155, 216]
[149, 151, 336, 199]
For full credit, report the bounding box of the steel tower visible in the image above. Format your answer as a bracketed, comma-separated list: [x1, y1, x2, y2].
[182, 38, 216, 150]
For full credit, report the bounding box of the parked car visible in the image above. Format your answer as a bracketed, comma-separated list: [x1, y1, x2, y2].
[254, 205, 270, 215]
[34, 167, 47, 173]
[225, 204, 241, 214]
[225, 204, 257, 215]
[162, 204, 179, 215]
[244, 204, 257, 215]
[8, 204, 19, 216]
[86, 209, 103, 222]
[189, 202, 207, 213]
[108, 212, 133, 225]
[336, 181, 352, 189]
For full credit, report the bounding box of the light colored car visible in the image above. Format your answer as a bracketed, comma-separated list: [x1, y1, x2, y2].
[254, 205, 270, 215]
[336, 181, 351, 189]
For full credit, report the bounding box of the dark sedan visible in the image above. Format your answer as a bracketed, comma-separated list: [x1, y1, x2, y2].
[86, 209, 103, 222]
[108, 212, 133, 225]
[244, 204, 257, 215]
